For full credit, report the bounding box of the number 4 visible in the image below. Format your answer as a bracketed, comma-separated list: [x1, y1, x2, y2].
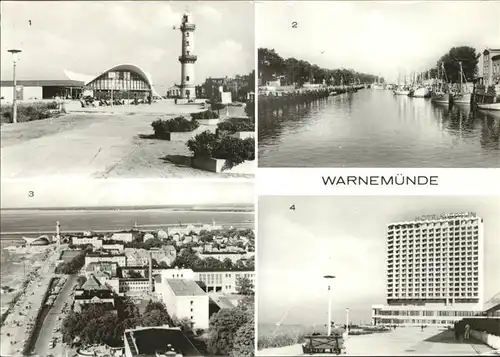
[290, 205, 296, 211]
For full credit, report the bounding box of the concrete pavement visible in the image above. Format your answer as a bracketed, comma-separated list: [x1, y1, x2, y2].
[1, 100, 251, 178]
[257, 327, 496, 356]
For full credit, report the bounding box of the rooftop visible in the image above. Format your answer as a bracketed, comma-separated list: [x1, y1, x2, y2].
[166, 279, 205, 296]
[126, 327, 201, 356]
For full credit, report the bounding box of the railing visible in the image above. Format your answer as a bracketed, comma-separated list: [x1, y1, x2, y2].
[179, 54, 198, 62]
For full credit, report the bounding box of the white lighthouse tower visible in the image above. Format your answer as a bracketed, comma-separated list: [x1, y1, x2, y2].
[179, 11, 197, 100]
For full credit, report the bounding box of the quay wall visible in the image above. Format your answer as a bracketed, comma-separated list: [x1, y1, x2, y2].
[258, 85, 364, 114]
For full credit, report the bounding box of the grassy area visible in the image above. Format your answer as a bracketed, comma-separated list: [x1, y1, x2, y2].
[1, 101, 62, 124]
[59, 250, 82, 263]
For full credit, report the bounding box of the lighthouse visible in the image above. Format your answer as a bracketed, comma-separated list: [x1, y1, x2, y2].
[178, 11, 197, 100]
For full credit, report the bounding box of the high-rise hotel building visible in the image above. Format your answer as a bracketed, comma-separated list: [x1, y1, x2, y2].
[372, 212, 484, 326]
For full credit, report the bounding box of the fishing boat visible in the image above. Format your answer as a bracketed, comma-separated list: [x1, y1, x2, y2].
[412, 86, 431, 98]
[372, 76, 384, 90]
[477, 102, 500, 111]
[452, 61, 471, 105]
[393, 70, 410, 95]
[431, 62, 450, 104]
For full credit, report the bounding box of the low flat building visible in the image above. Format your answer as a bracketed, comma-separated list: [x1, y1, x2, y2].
[193, 270, 255, 294]
[0, 79, 85, 102]
[123, 326, 202, 357]
[110, 232, 134, 242]
[156, 279, 209, 329]
[85, 261, 119, 278]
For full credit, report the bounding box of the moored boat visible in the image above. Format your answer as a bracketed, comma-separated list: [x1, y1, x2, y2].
[412, 86, 431, 98]
[452, 61, 472, 105]
[394, 89, 410, 95]
[477, 102, 500, 111]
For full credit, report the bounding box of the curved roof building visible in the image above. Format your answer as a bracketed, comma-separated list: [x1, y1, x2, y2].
[64, 63, 162, 98]
[22, 235, 51, 246]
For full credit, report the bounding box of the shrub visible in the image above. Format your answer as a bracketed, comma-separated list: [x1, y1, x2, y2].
[211, 103, 226, 112]
[186, 132, 255, 167]
[245, 101, 255, 119]
[217, 118, 255, 133]
[232, 318, 255, 357]
[257, 333, 305, 350]
[207, 308, 249, 356]
[191, 110, 219, 120]
[1, 101, 59, 124]
[151, 116, 199, 138]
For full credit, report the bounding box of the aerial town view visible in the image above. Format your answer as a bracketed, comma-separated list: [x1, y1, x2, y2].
[0, 181, 255, 357]
[257, 1, 500, 168]
[0, 1, 255, 178]
[257, 196, 500, 356]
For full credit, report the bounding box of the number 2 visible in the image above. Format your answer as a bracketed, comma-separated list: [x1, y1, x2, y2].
[292, 21, 298, 28]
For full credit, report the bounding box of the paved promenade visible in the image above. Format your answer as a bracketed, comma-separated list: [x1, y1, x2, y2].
[258, 327, 497, 356]
[1, 100, 250, 179]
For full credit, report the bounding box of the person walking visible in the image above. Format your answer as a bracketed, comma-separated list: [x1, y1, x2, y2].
[464, 324, 470, 340]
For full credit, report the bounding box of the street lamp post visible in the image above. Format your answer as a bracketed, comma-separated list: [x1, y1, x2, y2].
[8, 49, 22, 124]
[324, 274, 335, 336]
[346, 308, 350, 335]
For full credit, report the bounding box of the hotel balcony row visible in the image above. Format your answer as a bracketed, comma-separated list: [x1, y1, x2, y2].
[387, 232, 479, 242]
[387, 292, 479, 298]
[387, 219, 480, 230]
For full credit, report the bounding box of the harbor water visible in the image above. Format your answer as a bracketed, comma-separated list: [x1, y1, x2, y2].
[258, 89, 500, 167]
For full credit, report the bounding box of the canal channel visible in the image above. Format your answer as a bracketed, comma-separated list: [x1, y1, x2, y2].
[258, 89, 500, 168]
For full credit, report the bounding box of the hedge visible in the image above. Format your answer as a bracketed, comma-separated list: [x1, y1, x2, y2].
[1, 101, 60, 124]
[151, 116, 199, 138]
[217, 118, 255, 133]
[191, 110, 219, 120]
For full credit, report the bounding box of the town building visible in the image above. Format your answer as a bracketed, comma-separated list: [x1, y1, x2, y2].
[119, 278, 151, 294]
[372, 212, 484, 327]
[123, 326, 202, 357]
[71, 236, 103, 248]
[101, 243, 124, 254]
[110, 232, 134, 243]
[482, 48, 500, 87]
[85, 262, 119, 278]
[166, 85, 181, 98]
[155, 279, 209, 329]
[160, 268, 196, 281]
[85, 253, 127, 268]
[178, 12, 197, 99]
[0, 80, 85, 102]
[74, 274, 115, 312]
[197, 252, 251, 264]
[167, 223, 222, 237]
[193, 270, 255, 294]
[124, 246, 176, 267]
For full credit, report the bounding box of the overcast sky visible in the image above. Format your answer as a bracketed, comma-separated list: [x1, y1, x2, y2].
[1, 180, 254, 209]
[258, 196, 500, 327]
[0, 1, 254, 89]
[258, 1, 500, 81]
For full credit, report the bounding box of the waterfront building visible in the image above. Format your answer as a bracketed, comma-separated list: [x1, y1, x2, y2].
[0, 80, 84, 102]
[194, 269, 255, 294]
[178, 12, 197, 99]
[123, 326, 201, 357]
[372, 212, 484, 327]
[166, 84, 181, 98]
[482, 48, 500, 87]
[85, 253, 127, 268]
[155, 279, 209, 329]
[22, 235, 51, 246]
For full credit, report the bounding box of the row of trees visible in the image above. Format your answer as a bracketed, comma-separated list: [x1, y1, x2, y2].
[417, 46, 480, 84]
[258, 48, 380, 86]
[56, 247, 92, 274]
[172, 248, 255, 271]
